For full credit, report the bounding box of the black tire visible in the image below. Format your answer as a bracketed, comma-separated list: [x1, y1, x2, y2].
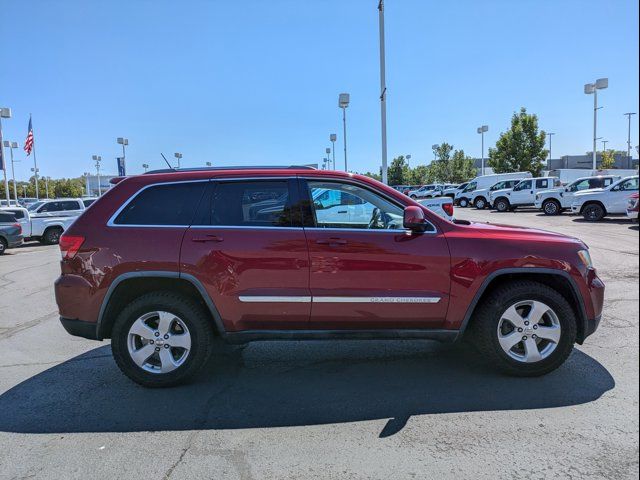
[474, 197, 487, 209]
[494, 197, 510, 212]
[468, 281, 577, 376]
[0, 237, 7, 255]
[542, 199, 562, 216]
[43, 227, 63, 245]
[410, 195, 417, 199]
[111, 291, 215, 387]
[582, 203, 605, 222]
[459, 197, 469, 208]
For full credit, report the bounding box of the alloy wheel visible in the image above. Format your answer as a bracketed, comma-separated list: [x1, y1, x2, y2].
[544, 201, 559, 215]
[496, 300, 561, 363]
[127, 311, 192, 374]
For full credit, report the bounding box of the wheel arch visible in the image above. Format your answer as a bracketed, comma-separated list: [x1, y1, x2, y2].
[580, 200, 607, 214]
[97, 271, 226, 340]
[457, 268, 589, 344]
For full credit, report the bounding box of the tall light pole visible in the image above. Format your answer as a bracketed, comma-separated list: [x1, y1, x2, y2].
[3, 141, 19, 201]
[325, 147, 332, 170]
[406, 154, 411, 167]
[117, 137, 128, 172]
[431, 144, 438, 162]
[378, 0, 388, 185]
[205, 161, 212, 167]
[339, 93, 350, 171]
[30, 167, 40, 198]
[624, 112, 636, 162]
[584, 78, 608, 169]
[142, 163, 149, 173]
[174, 152, 182, 169]
[0, 107, 11, 204]
[547, 132, 555, 166]
[601, 139, 608, 152]
[477, 125, 489, 175]
[329, 133, 337, 169]
[83, 172, 90, 196]
[92, 155, 102, 196]
[44, 176, 50, 198]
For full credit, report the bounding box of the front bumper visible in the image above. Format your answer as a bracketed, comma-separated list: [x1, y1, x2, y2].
[626, 209, 639, 220]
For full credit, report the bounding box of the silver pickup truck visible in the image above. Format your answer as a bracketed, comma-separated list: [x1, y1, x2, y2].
[1, 205, 80, 244]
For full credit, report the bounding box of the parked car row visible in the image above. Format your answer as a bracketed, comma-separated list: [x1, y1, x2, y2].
[0, 197, 98, 254]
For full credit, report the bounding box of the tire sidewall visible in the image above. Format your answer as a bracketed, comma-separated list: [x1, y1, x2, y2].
[474, 197, 486, 209]
[111, 293, 211, 387]
[459, 198, 469, 208]
[583, 204, 604, 222]
[543, 200, 559, 215]
[0, 238, 6, 255]
[495, 198, 509, 212]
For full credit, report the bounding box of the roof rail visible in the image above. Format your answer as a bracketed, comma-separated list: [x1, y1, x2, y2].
[144, 165, 317, 175]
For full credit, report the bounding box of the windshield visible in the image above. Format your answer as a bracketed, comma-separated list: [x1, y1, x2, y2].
[27, 202, 44, 211]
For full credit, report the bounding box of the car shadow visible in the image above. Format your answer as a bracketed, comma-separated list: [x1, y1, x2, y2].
[572, 217, 634, 225]
[0, 340, 614, 437]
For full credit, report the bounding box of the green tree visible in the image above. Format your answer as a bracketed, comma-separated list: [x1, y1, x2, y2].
[53, 178, 84, 198]
[409, 164, 431, 184]
[449, 149, 477, 183]
[387, 155, 410, 185]
[600, 150, 616, 169]
[488, 107, 548, 176]
[428, 143, 476, 183]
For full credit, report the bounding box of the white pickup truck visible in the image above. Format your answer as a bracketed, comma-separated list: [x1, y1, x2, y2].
[570, 176, 639, 221]
[489, 177, 561, 212]
[534, 175, 620, 215]
[0, 206, 79, 244]
[418, 196, 455, 221]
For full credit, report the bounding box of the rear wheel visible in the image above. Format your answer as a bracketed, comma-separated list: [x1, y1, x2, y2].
[111, 291, 214, 387]
[469, 281, 576, 376]
[459, 197, 469, 208]
[494, 197, 510, 212]
[410, 194, 417, 199]
[474, 197, 487, 209]
[0, 238, 7, 255]
[43, 227, 63, 245]
[582, 203, 605, 222]
[542, 199, 562, 215]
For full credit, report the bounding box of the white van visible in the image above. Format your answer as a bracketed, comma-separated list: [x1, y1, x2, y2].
[455, 172, 532, 207]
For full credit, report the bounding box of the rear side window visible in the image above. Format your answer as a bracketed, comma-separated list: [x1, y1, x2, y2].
[114, 182, 206, 226]
[207, 180, 295, 227]
[0, 212, 17, 223]
[60, 201, 81, 211]
[5, 209, 25, 219]
[536, 179, 550, 189]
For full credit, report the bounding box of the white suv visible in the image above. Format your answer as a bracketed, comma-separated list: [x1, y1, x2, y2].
[470, 179, 524, 209]
[534, 176, 619, 215]
[490, 177, 560, 212]
[571, 176, 639, 221]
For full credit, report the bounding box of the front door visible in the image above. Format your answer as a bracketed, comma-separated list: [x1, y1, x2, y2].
[180, 178, 311, 331]
[609, 177, 639, 212]
[510, 179, 533, 205]
[301, 178, 451, 330]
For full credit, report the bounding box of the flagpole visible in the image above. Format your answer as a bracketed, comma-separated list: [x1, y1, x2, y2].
[30, 115, 40, 200]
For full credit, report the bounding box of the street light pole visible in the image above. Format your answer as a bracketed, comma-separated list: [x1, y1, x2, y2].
[378, 0, 388, 185]
[117, 137, 129, 174]
[584, 78, 608, 169]
[325, 148, 332, 170]
[0, 107, 12, 204]
[339, 93, 350, 171]
[84, 172, 90, 196]
[547, 132, 555, 166]
[174, 152, 182, 169]
[44, 176, 50, 198]
[624, 113, 636, 162]
[601, 139, 608, 152]
[329, 134, 337, 169]
[431, 144, 438, 162]
[92, 155, 102, 196]
[142, 163, 149, 173]
[3, 141, 19, 201]
[477, 125, 489, 175]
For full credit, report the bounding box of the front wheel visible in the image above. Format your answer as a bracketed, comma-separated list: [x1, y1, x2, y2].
[582, 203, 605, 222]
[542, 199, 562, 215]
[494, 198, 510, 212]
[43, 227, 63, 245]
[474, 197, 487, 209]
[459, 198, 469, 208]
[0, 238, 7, 255]
[469, 281, 576, 376]
[410, 195, 417, 199]
[111, 291, 215, 387]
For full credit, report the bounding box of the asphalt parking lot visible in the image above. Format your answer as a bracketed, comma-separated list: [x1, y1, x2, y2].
[0, 209, 638, 480]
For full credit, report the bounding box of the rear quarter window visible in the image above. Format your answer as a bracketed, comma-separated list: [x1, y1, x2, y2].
[0, 212, 17, 223]
[113, 182, 207, 226]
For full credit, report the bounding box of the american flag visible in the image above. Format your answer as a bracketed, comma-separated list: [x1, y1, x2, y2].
[24, 117, 34, 156]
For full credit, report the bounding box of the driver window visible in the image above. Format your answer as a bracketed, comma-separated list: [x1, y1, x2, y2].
[514, 180, 532, 191]
[619, 178, 639, 191]
[569, 180, 590, 192]
[307, 181, 404, 230]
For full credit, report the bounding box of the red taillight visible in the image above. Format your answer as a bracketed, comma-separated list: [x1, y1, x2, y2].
[59, 234, 85, 260]
[13, 223, 22, 234]
[443, 203, 454, 217]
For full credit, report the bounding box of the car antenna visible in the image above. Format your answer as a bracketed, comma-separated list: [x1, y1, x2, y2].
[160, 153, 176, 170]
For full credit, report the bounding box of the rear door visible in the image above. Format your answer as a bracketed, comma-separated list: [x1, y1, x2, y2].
[301, 178, 450, 330]
[180, 178, 311, 332]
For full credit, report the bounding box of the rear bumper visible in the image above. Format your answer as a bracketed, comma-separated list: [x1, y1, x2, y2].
[626, 209, 638, 220]
[59, 317, 99, 340]
[581, 314, 602, 343]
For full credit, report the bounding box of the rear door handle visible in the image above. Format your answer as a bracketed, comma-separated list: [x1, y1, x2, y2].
[337, 210, 348, 213]
[191, 234, 224, 243]
[316, 237, 347, 246]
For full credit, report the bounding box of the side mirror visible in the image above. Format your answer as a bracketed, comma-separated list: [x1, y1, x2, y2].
[403, 206, 428, 232]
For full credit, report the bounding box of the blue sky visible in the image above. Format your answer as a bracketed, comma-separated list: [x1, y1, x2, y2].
[1, 0, 638, 179]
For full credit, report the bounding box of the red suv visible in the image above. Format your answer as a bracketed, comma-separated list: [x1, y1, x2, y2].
[55, 167, 604, 387]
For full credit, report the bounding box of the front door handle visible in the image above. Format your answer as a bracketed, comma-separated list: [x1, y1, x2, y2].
[191, 234, 224, 243]
[316, 237, 347, 246]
